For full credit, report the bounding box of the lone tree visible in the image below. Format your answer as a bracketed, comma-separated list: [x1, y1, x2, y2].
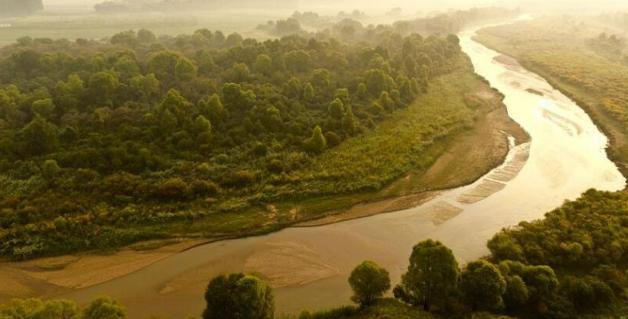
[348, 261, 391, 307]
[396, 240, 459, 311]
[203, 273, 274, 319]
[460, 260, 507, 311]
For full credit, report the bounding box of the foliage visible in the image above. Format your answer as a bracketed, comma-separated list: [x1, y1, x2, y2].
[348, 261, 391, 307]
[396, 240, 459, 311]
[0, 22, 469, 258]
[296, 299, 437, 319]
[82, 297, 125, 319]
[460, 260, 507, 311]
[0, 296, 123, 319]
[203, 273, 274, 319]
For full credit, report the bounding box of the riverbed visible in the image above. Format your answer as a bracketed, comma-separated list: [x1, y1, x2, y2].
[38, 22, 628, 318]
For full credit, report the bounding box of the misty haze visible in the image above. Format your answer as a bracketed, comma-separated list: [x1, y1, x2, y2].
[0, 0, 627, 319]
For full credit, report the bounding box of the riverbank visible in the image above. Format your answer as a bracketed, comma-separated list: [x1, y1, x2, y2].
[474, 20, 628, 182]
[0, 65, 529, 302]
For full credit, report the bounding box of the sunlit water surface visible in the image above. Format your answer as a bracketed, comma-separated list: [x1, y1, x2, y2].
[62, 23, 626, 318]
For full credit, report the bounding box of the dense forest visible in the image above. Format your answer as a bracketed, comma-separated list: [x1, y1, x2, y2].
[0, 20, 471, 259]
[0, 0, 43, 17]
[3, 190, 625, 318]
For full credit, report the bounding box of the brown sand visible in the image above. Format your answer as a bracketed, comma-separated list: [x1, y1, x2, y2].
[0, 239, 205, 302]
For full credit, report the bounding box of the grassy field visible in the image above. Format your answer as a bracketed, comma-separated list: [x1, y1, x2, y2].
[476, 17, 628, 178]
[0, 10, 285, 46]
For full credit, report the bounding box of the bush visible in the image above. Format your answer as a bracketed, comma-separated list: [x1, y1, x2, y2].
[222, 170, 257, 188]
[154, 178, 190, 200]
[190, 180, 220, 196]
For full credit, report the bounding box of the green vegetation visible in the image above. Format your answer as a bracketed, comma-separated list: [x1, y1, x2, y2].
[0, 296, 124, 319]
[302, 190, 628, 319]
[203, 273, 274, 319]
[2, 190, 625, 318]
[0, 19, 491, 259]
[476, 17, 628, 177]
[348, 261, 391, 307]
[394, 240, 460, 311]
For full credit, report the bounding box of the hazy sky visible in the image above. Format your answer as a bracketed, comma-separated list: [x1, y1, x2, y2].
[42, 0, 628, 14]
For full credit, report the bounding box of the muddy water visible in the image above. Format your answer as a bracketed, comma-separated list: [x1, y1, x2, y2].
[62, 25, 626, 318]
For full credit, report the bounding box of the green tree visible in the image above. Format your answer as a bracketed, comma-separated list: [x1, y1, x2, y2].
[55, 74, 85, 111]
[42, 159, 61, 180]
[31, 98, 55, 118]
[503, 275, 529, 310]
[230, 62, 251, 82]
[110, 30, 137, 47]
[399, 239, 459, 311]
[348, 261, 391, 307]
[81, 297, 125, 319]
[137, 29, 156, 43]
[194, 115, 212, 135]
[203, 273, 274, 319]
[129, 73, 160, 102]
[224, 33, 243, 47]
[19, 116, 59, 156]
[305, 125, 326, 153]
[365, 69, 387, 96]
[285, 50, 310, 73]
[88, 71, 119, 106]
[311, 68, 331, 93]
[328, 98, 345, 119]
[342, 105, 356, 134]
[335, 88, 350, 104]
[158, 89, 192, 125]
[254, 54, 272, 76]
[199, 94, 226, 125]
[460, 260, 507, 311]
[146, 51, 180, 83]
[521, 265, 559, 306]
[222, 83, 256, 112]
[175, 58, 197, 82]
[303, 82, 315, 102]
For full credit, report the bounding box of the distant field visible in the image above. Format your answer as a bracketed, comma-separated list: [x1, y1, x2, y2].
[0, 10, 288, 46]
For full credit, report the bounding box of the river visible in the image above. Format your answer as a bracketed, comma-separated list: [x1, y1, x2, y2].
[62, 23, 626, 318]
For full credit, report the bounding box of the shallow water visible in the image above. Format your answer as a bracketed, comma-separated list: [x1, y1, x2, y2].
[62, 23, 626, 318]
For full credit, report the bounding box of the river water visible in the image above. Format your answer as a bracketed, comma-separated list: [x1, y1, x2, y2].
[63, 24, 626, 318]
